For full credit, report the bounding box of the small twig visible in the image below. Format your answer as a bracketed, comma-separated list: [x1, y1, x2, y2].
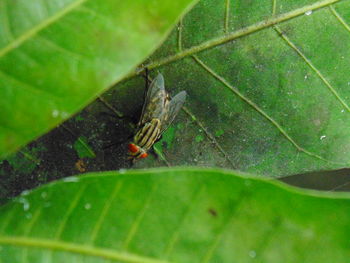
[97, 96, 124, 118]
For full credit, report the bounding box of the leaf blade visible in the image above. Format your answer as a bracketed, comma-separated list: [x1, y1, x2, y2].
[112, 0, 350, 176]
[1, 167, 350, 262]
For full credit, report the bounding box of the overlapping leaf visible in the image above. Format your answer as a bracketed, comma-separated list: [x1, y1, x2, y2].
[0, 0, 197, 158]
[1, 168, 350, 262]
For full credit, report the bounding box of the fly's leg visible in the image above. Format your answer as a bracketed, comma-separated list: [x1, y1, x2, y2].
[103, 134, 134, 150]
[98, 95, 137, 149]
[98, 92, 137, 131]
[148, 147, 159, 158]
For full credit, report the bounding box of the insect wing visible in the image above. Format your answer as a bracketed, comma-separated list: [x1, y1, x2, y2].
[138, 73, 167, 128]
[160, 91, 187, 134]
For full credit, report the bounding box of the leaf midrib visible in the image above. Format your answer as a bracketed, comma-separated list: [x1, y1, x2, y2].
[0, 236, 170, 263]
[0, 0, 87, 58]
[127, 0, 341, 75]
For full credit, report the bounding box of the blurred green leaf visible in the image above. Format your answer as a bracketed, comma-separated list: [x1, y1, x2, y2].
[1, 167, 350, 262]
[0, 0, 198, 158]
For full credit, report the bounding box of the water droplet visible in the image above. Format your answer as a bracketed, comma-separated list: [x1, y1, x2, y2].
[84, 203, 91, 210]
[60, 111, 69, 118]
[63, 176, 79, 182]
[52, 110, 59, 118]
[41, 192, 47, 199]
[249, 250, 256, 258]
[320, 135, 326, 140]
[21, 190, 30, 196]
[18, 197, 30, 211]
[23, 202, 30, 211]
[305, 10, 312, 15]
[119, 169, 127, 174]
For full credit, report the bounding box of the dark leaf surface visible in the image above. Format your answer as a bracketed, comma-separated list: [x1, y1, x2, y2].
[119, 0, 350, 176]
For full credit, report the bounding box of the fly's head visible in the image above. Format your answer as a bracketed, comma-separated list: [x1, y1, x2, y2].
[127, 143, 148, 160]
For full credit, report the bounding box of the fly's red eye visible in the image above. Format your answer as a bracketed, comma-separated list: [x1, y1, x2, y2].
[139, 152, 148, 159]
[128, 143, 139, 153]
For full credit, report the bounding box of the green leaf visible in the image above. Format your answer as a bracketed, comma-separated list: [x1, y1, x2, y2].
[73, 136, 95, 159]
[0, 0, 198, 159]
[100, 0, 350, 176]
[1, 167, 350, 262]
[5, 148, 41, 174]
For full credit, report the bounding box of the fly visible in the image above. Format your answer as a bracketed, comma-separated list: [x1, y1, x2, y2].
[128, 72, 186, 160]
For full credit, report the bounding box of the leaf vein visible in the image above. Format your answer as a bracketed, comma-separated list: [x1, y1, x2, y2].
[224, 0, 230, 33]
[0, 69, 60, 99]
[97, 96, 124, 118]
[182, 105, 235, 168]
[139, 0, 341, 74]
[122, 183, 159, 250]
[23, 208, 42, 236]
[54, 185, 87, 239]
[22, 208, 43, 263]
[89, 181, 124, 244]
[0, 0, 87, 58]
[162, 185, 204, 258]
[36, 36, 86, 60]
[177, 19, 183, 51]
[329, 5, 350, 33]
[272, 0, 277, 15]
[0, 236, 169, 263]
[201, 191, 247, 263]
[192, 55, 345, 165]
[274, 25, 350, 112]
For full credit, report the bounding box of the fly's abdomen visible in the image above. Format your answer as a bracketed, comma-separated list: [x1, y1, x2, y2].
[134, 119, 161, 150]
